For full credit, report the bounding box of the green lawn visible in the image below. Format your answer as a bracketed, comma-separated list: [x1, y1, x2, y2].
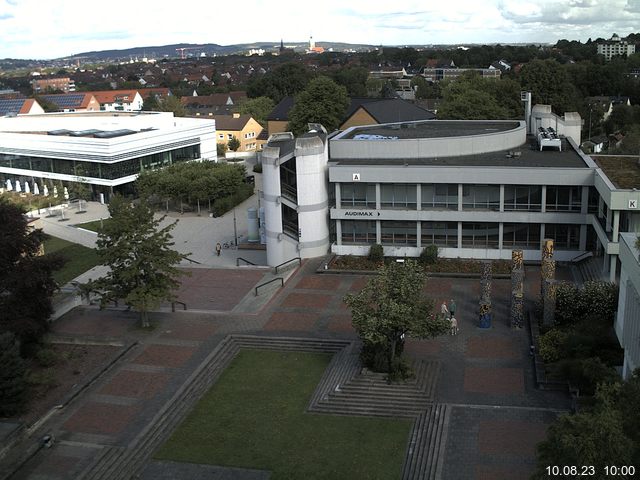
[156, 350, 412, 480]
[43, 236, 100, 285]
[74, 218, 111, 233]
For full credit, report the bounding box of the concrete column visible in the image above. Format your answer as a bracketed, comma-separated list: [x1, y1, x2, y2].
[375, 183, 381, 210]
[499, 185, 505, 213]
[579, 224, 587, 251]
[613, 210, 620, 242]
[335, 183, 341, 209]
[376, 220, 381, 244]
[336, 219, 342, 246]
[457, 221, 462, 249]
[498, 222, 504, 250]
[603, 252, 609, 272]
[541, 185, 547, 213]
[416, 184, 421, 211]
[606, 205, 612, 232]
[581, 185, 589, 214]
[416, 221, 422, 249]
[458, 184, 463, 211]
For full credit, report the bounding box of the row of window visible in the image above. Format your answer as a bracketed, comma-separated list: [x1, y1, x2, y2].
[339, 183, 593, 212]
[340, 221, 581, 250]
[0, 145, 200, 180]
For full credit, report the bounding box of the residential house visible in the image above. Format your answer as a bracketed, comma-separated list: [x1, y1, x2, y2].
[211, 113, 264, 152]
[0, 98, 44, 117]
[84, 90, 144, 111]
[38, 93, 100, 112]
[266, 97, 435, 135]
[181, 92, 247, 116]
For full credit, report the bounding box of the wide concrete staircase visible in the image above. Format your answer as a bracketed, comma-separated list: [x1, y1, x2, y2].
[402, 404, 450, 480]
[77, 335, 448, 480]
[77, 335, 350, 480]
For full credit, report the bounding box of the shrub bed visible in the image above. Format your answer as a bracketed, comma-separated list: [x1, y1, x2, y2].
[331, 255, 511, 274]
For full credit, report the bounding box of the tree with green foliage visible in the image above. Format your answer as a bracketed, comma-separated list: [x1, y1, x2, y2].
[287, 76, 349, 135]
[438, 77, 509, 120]
[0, 198, 63, 350]
[518, 59, 581, 113]
[344, 260, 450, 378]
[238, 96, 275, 127]
[0, 332, 27, 417]
[137, 162, 248, 212]
[330, 66, 369, 97]
[156, 95, 185, 117]
[247, 62, 314, 103]
[68, 165, 92, 204]
[228, 136, 241, 152]
[216, 142, 228, 158]
[533, 382, 637, 478]
[84, 196, 188, 327]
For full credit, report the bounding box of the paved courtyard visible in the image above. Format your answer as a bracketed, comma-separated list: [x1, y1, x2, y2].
[3, 259, 571, 480]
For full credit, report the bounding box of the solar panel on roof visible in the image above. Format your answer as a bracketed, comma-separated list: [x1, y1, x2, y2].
[41, 94, 85, 109]
[0, 99, 26, 116]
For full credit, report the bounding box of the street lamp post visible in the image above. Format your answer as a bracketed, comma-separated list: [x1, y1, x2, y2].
[233, 208, 238, 247]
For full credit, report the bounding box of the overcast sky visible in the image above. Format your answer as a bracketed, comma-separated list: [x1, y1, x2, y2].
[1, 0, 639, 60]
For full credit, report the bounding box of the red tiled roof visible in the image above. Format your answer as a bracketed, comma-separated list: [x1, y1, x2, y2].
[84, 89, 140, 104]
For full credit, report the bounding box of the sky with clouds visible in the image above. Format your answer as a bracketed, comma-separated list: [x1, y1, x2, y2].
[1, 0, 639, 59]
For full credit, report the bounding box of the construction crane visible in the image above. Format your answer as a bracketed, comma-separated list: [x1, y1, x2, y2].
[175, 47, 201, 59]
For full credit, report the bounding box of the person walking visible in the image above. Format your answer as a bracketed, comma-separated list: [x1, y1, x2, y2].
[215, 242, 222, 256]
[440, 300, 449, 319]
[450, 316, 459, 335]
[449, 299, 457, 319]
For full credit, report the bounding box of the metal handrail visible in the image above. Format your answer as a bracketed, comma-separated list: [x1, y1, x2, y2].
[237, 257, 257, 266]
[255, 277, 284, 296]
[274, 257, 301, 274]
[570, 251, 593, 263]
[171, 301, 187, 312]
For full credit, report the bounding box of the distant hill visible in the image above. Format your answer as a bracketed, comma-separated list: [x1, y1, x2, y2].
[63, 41, 378, 61]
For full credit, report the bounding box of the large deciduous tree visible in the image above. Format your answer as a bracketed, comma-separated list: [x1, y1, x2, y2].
[0, 332, 27, 416]
[0, 198, 63, 349]
[85, 196, 187, 327]
[532, 381, 637, 478]
[239, 96, 275, 127]
[247, 62, 314, 103]
[518, 59, 581, 113]
[344, 260, 450, 378]
[287, 76, 349, 135]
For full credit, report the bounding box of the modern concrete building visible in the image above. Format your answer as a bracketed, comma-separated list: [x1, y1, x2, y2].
[261, 103, 640, 284]
[0, 111, 216, 200]
[597, 34, 636, 61]
[615, 233, 640, 378]
[261, 126, 330, 267]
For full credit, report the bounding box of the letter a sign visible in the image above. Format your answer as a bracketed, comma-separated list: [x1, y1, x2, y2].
[352, 173, 361, 181]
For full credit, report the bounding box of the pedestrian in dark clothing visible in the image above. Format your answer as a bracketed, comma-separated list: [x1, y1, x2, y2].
[215, 242, 222, 256]
[449, 299, 457, 319]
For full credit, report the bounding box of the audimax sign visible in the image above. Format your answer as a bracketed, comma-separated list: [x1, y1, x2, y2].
[344, 211, 381, 217]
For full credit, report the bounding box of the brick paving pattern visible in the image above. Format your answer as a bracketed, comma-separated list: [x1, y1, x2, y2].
[464, 367, 525, 395]
[98, 370, 171, 399]
[7, 262, 574, 480]
[132, 344, 196, 368]
[264, 311, 320, 331]
[63, 402, 141, 436]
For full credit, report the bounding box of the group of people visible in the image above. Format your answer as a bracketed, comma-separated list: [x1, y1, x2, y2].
[440, 299, 459, 335]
